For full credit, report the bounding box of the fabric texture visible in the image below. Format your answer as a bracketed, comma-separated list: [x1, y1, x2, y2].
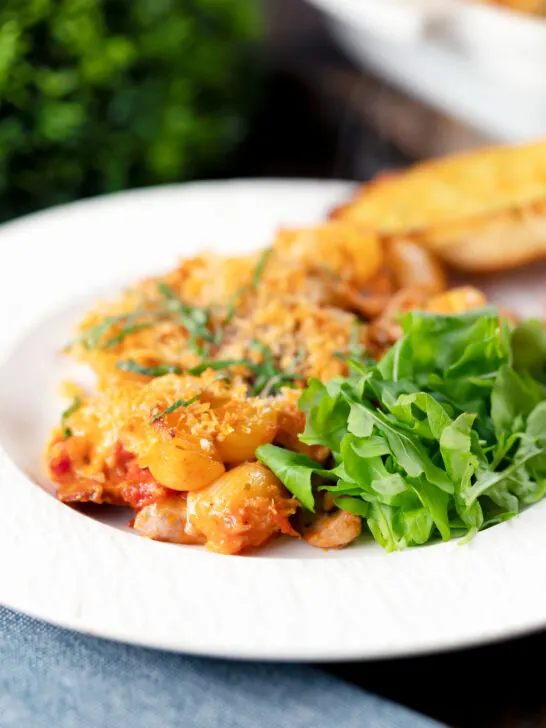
[0, 608, 444, 728]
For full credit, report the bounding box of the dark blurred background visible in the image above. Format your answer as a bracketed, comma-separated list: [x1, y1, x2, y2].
[1, 0, 485, 223]
[1, 0, 538, 223]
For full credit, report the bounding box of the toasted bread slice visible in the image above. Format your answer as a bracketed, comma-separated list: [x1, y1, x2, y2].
[332, 139, 546, 272]
[479, 0, 546, 16]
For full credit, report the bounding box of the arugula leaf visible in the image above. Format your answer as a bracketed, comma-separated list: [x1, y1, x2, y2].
[439, 413, 483, 529]
[408, 475, 451, 542]
[380, 309, 509, 398]
[387, 392, 453, 441]
[255, 444, 333, 511]
[367, 502, 407, 552]
[396, 507, 434, 546]
[512, 320, 546, 383]
[333, 497, 369, 517]
[299, 379, 349, 451]
[345, 400, 454, 493]
[491, 365, 544, 435]
[523, 401, 546, 476]
[340, 435, 407, 504]
[263, 309, 546, 552]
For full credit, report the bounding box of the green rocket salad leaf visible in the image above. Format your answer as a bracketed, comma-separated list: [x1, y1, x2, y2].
[257, 309, 546, 551]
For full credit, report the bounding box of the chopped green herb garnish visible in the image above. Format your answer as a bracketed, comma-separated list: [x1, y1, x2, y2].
[157, 282, 213, 355]
[349, 319, 365, 356]
[66, 307, 165, 351]
[116, 360, 182, 377]
[150, 393, 202, 423]
[67, 313, 137, 350]
[224, 248, 272, 328]
[335, 318, 370, 362]
[156, 282, 180, 303]
[188, 358, 256, 376]
[188, 341, 304, 397]
[69, 250, 272, 360]
[69, 284, 213, 355]
[251, 247, 273, 287]
[257, 309, 546, 552]
[104, 321, 156, 348]
[149, 374, 228, 423]
[60, 395, 82, 440]
[247, 340, 305, 396]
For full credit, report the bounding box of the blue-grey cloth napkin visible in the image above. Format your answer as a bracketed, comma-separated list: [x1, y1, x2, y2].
[0, 608, 444, 728]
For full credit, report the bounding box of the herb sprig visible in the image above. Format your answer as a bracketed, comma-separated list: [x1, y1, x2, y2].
[335, 319, 370, 363]
[67, 308, 167, 351]
[150, 392, 203, 423]
[188, 340, 304, 397]
[69, 248, 273, 370]
[68, 285, 212, 355]
[116, 360, 182, 377]
[70, 247, 306, 396]
[157, 283, 213, 356]
[104, 321, 156, 348]
[248, 340, 305, 396]
[224, 248, 272, 328]
[150, 374, 229, 423]
[60, 395, 82, 440]
[68, 313, 144, 350]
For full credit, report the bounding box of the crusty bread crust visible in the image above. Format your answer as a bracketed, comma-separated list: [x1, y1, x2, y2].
[412, 197, 546, 272]
[332, 140, 546, 272]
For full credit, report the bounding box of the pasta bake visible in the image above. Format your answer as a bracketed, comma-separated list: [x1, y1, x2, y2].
[45, 140, 546, 554]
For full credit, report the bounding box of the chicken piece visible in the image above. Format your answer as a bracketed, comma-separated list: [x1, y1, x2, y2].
[332, 139, 546, 271]
[333, 271, 396, 320]
[303, 510, 362, 549]
[186, 462, 298, 554]
[427, 286, 487, 314]
[133, 494, 205, 545]
[274, 221, 383, 288]
[387, 239, 446, 294]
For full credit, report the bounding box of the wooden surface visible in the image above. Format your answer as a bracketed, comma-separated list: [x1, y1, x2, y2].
[246, 3, 546, 727]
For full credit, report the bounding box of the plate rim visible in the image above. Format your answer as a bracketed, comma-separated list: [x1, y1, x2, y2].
[2, 178, 546, 662]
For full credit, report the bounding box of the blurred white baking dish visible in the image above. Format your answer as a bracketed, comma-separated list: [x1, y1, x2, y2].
[308, 0, 546, 141]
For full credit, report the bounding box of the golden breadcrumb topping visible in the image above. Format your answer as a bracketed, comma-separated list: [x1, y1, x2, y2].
[45, 186, 492, 553]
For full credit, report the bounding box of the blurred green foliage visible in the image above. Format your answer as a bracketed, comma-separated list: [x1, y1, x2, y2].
[0, 0, 261, 221]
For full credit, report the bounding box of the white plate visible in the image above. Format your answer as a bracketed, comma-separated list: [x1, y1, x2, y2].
[2, 179, 546, 661]
[310, 0, 546, 141]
